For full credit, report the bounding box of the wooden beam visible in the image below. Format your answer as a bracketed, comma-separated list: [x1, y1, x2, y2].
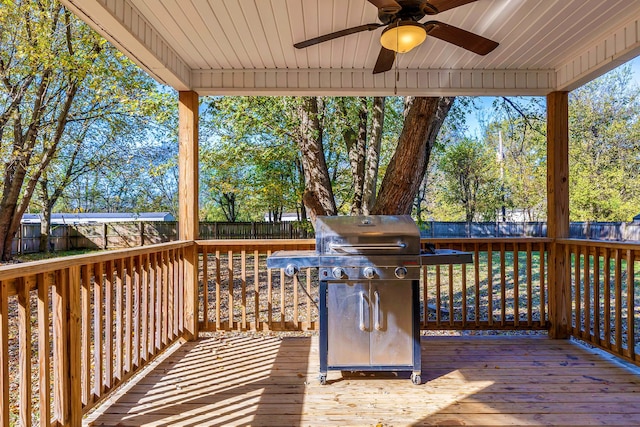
[178, 91, 199, 340]
[178, 91, 199, 241]
[547, 91, 570, 339]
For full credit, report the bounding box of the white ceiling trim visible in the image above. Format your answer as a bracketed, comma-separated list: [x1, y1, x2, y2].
[556, 16, 640, 91]
[61, 0, 191, 90]
[191, 69, 556, 97]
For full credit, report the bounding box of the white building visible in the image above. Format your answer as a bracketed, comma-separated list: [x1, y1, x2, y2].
[21, 212, 175, 225]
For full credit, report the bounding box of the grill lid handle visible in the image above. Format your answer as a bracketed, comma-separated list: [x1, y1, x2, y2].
[328, 242, 407, 253]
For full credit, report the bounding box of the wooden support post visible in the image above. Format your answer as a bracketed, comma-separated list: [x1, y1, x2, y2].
[179, 90, 199, 340]
[547, 91, 570, 339]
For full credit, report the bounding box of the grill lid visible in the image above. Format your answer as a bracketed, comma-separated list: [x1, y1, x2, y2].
[315, 215, 420, 255]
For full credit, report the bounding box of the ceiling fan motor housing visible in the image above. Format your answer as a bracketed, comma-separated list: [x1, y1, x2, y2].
[378, 0, 436, 24]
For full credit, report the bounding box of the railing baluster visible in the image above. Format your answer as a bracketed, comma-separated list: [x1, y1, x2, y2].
[513, 244, 519, 327]
[627, 250, 635, 360]
[167, 250, 174, 341]
[583, 246, 591, 341]
[148, 253, 156, 357]
[306, 269, 312, 330]
[141, 254, 149, 363]
[422, 265, 428, 327]
[18, 277, 31, 427]
[125, 257, 133, 374]
[593, 246, 601, 345]
[575, 245, 581, 334]
[267, 250, 272, 328]
[116, 259, 124, 379]
[161, 251, 169, 346]
[254, 250, 260, 331]
[241, 250, 247, 330]
[202, 247, 209, 330]
[69, 266, 82, 426]
[133, 255, 141, 368]
[228, 250, 234, 330]
[173, 250, 180, 338]
[293, 269, 299, 330]
[280, 269, 285, 329]
[0, 280, 9, 427]
[539, 242, 546, 326]
[500, 243, 506, 326]
[526, 242, 532, 326]
[178, 248, 185, 334]
[53, 269, 69, 424]
[461, 263, 467, 327]
[37, 273, 50, 427]
[104, 261, 113, 390]
[604, 248, 611, 348]
[435, 265, 441, 326]
[448, 264, 454, 326]
[474, 244, 480, 327]
[80, 265, 90, 406]
[93, 263, 103, 398]
[215, 250, 221, 330]
[487, 243, 493, 326]
[614, 249, 622, 354]
[154, 253, 162, 351]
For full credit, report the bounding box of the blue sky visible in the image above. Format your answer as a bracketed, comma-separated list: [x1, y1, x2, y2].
[464, 56, 640, 138]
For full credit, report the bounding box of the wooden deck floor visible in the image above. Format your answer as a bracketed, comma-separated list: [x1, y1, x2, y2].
[85, 334, 640, 426]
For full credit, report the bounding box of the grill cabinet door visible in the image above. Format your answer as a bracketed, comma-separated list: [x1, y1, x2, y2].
[370, 282, 414, 366]
[327, 282, 370, 366]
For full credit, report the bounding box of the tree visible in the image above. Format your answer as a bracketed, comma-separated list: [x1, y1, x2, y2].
[569, 65, 640, 221]
[0, 0, 164, 259]
[439, 138, 502, 223]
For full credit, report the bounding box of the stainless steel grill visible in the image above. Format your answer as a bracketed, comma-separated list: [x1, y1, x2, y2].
[267, 215, 472, 385]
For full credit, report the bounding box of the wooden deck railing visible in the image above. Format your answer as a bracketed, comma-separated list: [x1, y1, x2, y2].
[197, 238, 552, 332]
[0, 241, 191, 427]
[2, 237, 639, 425]
[560, 239, 640, 365]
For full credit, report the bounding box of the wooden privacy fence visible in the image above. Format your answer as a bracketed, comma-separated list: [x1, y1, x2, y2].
[12, 222, 178, 254]
[196, 238, 552, 333]
[562, 239, 640, 365]
[0, 241, 190, 426]
[12, 221, 640, 255]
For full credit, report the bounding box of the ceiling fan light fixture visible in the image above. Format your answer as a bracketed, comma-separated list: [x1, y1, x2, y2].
[380, 21, 427, 53]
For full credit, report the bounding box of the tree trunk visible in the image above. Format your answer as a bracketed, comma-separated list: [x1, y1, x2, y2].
[372, 97, 454, 215]
[362, 97, 385, 214]
[297, 97, 336, 225]
[346, 98, 367, 215]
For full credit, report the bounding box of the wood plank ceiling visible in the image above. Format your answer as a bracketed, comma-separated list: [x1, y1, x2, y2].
[62, 0, 640, 96]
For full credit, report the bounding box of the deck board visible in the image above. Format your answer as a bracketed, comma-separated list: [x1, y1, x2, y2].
[85, 335, 640, 426]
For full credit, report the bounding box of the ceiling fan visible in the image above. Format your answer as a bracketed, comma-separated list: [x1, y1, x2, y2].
[294, 0, 499, 74]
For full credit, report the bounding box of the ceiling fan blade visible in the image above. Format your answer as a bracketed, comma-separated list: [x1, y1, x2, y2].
[425, 21, 498, 55]
[426, 0, 478, 14]
[373, 47, 396, 74]
[294, 23, 383, 49]
[367, 0, 402, 13]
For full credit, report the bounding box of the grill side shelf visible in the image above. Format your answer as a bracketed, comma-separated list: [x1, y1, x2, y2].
[420, 249, 473, 265]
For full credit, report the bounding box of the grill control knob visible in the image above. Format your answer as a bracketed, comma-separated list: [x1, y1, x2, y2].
[284, 264, 299, 277]
[362, 267, 376, 279]
[332, 267, 347, 280]
[394, 266, 408, 279]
